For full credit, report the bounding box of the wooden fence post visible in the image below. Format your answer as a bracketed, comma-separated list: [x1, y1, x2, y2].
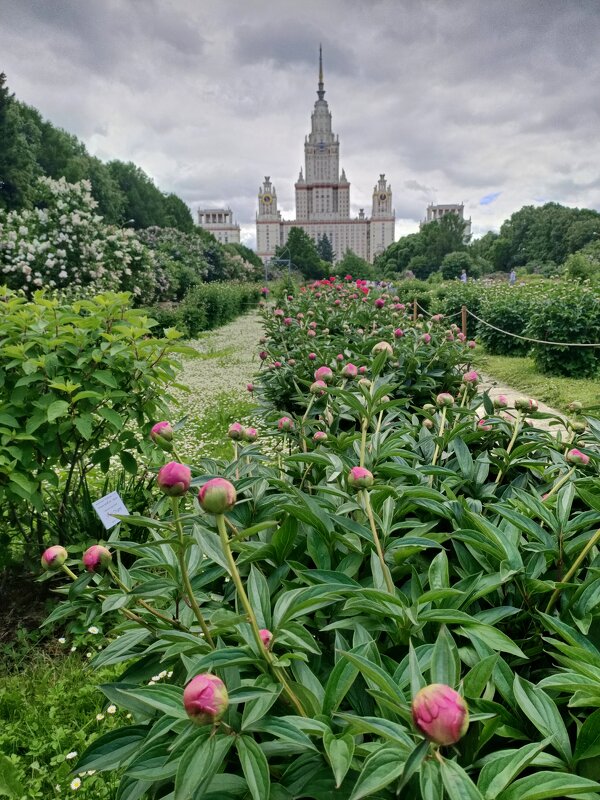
[461, 305, 467, 338]
[413, 298, 418, 322]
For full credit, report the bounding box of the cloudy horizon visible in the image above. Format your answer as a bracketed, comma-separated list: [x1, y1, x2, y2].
[1, 0, 599, 248]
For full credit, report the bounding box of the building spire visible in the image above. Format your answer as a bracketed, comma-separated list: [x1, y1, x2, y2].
[317, 43, 325, 101]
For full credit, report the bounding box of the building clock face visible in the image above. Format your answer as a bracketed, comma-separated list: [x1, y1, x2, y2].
[379, 192, 388, 201]
[262, 194, 273, 205]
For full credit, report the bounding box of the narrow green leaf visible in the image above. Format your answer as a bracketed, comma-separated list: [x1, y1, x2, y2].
[174, 732, 232, 800]
[431, 626, 458, 686]
[440, 759, 484, 800]
[236, 735, 270, 800]
[348, 745, 406, 800]
[574, 707, 600, 762]
[512, 676, 572, 764]
[323, 731, 354, 788]
[477, 740, 549, 799]
[497, 771, 600, 800]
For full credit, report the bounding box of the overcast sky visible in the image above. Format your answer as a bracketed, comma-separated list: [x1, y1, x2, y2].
[1, 0, 599, 246]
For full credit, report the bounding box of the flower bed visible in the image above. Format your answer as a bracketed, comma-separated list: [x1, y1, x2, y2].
[40, 277, 600, 799]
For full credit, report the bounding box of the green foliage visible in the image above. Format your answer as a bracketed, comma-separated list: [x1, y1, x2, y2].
[316, 233, 335, 263]
[278, 228, 326, 279]
[476, 286, 535, 356]
[337, 249, 373, 280]
[41, 279, 600, 798]
[525, 282, 600, 377]
[0, 289, 186, 557]
[440, 251, 476, 281]
[180, 282, 261, 337]
[224, 242, 264, 270]
[431, 281, 482, 338]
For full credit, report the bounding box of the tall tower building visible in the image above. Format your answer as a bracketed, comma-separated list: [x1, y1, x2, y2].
[257, 47, 395, 264]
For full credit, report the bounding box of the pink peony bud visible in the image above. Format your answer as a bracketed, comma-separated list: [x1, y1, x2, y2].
[422, 333, 431, 344]
[83, 544, 112, 573]
[243, 427, 258, 443]
[358, 366, 367, 374]
[336, 353, 344, 361]
[375, 298, 386, 309]
[313, 431, 328, 443]
[431, 314, 444, 322]
[198, 477, 237, 514]
[494, 395, 508, 409]
[348, 466, 374, 489]
[184, 673, 229, 725]
[358, 377, 372, 388]
[308, 352, 317, 361]
[478, 418, 493, 432]
[371, 341, 393, 357]
[436, 393, 454, 408]
[468, 340, 476, 349]
[462, 370, 479, 385]
[259, 351, 268, 361]
[41, 545, 68, 571]
[246, 383, 254, 393]
[297, 312, 304, 320]
[278, 417, 294, 432]
[308, 322, 317, 329]
[394, 328, 404, 338]
[310, 380, 327, 395]
[157, 462, 191, 496]
[273, 361, 282, 369]
[307, 329, 316, 337]
[259, 629, 273, 649]
[150, 421, 174, 452]
[457, 332, 466, 342]
[567, 448, 590, 466]
[274, 308, 284, 317]
[422, 418, 434, 429]
[314, 366, 333, 383]
[446, 331, 455, 341]
[342, 363, 358, 379]
[283, 317, 292, 326]
[228, 422, 244, 441]
[412, 684, 469, 746]
[514, 397, 538, 413]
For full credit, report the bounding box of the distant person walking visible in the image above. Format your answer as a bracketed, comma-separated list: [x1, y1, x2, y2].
[460, 269, 467, 283]
[509, 269, 516, 286]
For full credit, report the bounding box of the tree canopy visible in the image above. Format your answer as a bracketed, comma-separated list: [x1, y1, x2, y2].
[276, 228, 326, 279]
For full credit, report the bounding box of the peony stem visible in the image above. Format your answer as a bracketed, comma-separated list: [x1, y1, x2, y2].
[359, 415, 369, 467]
[216, 514, 307, 717]
[108, 566, 187, 630]
[428, 406, 447, 487]
[495, 410, 522, 486]
[545, 528, 600, 614]
[544, 467, 575, 500]
[171, 497, 215, 646]
[61, 563, 79, 581]
[361, 489, 395, 595]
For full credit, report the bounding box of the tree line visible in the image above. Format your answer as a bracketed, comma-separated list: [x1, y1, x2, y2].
[0, 73, 193, 231]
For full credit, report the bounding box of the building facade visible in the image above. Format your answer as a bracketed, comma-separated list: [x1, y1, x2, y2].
[197, 208, 241, 244]
[256, 49, 395, 264]
[422, 203, 472, 240]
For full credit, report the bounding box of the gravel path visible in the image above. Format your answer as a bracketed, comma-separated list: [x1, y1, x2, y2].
[479, 372, 566, 432]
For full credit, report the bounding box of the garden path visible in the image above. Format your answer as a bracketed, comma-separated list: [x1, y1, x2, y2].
[174, 312, 567, 440]
[479, 372, 566, 433]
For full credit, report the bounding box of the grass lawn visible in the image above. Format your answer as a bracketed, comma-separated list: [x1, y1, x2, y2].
[473, 350, 600, 413]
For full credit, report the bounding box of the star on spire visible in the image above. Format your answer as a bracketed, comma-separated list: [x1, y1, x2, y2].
[317, 44, 325, 101]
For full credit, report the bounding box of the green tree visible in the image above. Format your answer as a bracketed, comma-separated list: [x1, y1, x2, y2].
[0, 75, 39, 210]
[440, 251, 475, 280]
[163, 192, 194, 232]
[316, 233, 335, 263]
[338, 249, 372, 279]
[107, 160, 168, 228]
[375, 232, 420, 275]
[276, 227, 325, 279]
[224, 242, 263, 270]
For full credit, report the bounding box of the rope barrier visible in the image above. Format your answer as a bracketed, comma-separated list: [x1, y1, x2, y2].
[466, 308, 600, 348]
[415, 301, 462, 320]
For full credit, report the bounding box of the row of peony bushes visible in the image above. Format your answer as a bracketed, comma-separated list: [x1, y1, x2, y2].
[147, 282, 262, 338]
[36, 277, 600, 799]
[387, 278, 600, 378]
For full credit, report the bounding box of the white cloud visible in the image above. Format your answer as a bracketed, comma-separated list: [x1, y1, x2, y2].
[1, 0, 599, 248]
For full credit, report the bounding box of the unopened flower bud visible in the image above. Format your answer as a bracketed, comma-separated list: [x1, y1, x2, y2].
[421, 333, 431, 344]
[348, 466, 374, 489]
[41, 545, 68, 571]
[82, 545, 112, 573]
[493, 395, 508, 409]
[313, 431, 328, 443]
[150, 421, 174, 452]
[243, 427, 258, 443]
[514, 397, 538, 413]
[422, 418, 434, 429]
[567, 401, 583, 412]
[314, 366, 333, 383]
[436, 393, 454, 408]
[259, 629, 273, 649]
[394, 328, 404, 338]
[198, 477, 237, 514]
[478, 418, 493, 432]
[567, 448, 590, 466]
[412, 684, 469, 746]
[462, 370, 479, 385]
[228, 422, 244, 441]
[310, 380, 327, 395]
[308, 352, 317, 361]
[342, 363, 358, 378]
[157, 462, 191, 496]
[277, 417, 294, 432]
[184, 674, 228, 725]
[247, 383, 254, 393]
[371, 341, 393, 358]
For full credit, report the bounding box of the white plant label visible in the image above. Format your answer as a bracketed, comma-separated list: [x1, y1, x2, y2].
[92, 491, 130, 530]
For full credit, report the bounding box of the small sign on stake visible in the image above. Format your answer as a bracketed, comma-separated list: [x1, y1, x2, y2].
[92, 491, 130, 530]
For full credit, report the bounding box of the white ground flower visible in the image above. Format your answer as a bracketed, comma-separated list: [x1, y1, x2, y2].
[96, 713, 105, 721]
[58, 637, 66, 644]
[87, 626, 99, 634]
[66, 751, 78, 760]
[70, 777, 81, 790]
[107, 704, 117, 714]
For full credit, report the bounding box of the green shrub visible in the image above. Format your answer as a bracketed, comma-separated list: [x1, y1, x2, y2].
[431, 281, 482, 337]
[476, 285, 536, 356]
[526, 282, 600, 377]
[181, 283, 260, 336]
[0, 289, 185, 558]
